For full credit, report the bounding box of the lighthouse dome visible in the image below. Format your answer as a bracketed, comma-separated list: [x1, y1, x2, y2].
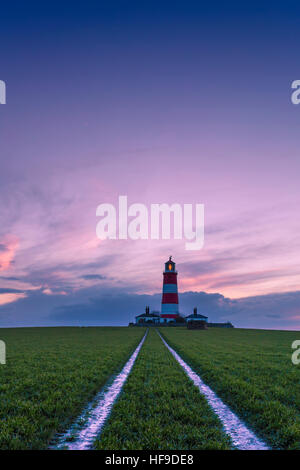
[165, 256, 176, 273]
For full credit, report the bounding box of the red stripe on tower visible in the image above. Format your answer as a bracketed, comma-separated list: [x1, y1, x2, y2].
[161, 256, 179, 315]
[160, 314, 178, 319]
[162, 293, 179, 304]
[163, 273, 177, 284]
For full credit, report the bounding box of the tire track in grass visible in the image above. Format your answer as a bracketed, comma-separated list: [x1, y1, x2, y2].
[95, 328, 232, 450]
[157, 330, 269, 450]
[51, 330, 148, 450]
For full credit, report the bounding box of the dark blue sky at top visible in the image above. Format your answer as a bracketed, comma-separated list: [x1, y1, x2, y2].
[1, 1, 300, 86]
[1, 0, 300, 172]
[1, 1, 300, 129]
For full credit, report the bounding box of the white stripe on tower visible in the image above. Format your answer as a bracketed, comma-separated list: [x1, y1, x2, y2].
[161, 304, 179, 313]
[162, 284, 178, 293]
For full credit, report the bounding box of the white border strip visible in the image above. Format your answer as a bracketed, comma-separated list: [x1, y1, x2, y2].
[51, 330, 147, 450]
[158, 331, 269, 450]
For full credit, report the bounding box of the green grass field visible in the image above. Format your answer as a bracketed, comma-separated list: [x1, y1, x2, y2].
[0, 326, 298, 450]
[0, 327, 145, 449]
[95, 328, 232, 450]
[160, 327, 300, 450]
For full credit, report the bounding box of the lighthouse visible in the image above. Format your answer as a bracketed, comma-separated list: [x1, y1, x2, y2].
[160, 256, 180, 323]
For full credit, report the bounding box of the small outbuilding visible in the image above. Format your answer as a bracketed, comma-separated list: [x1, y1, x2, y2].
[135, 306, 161, 324]
[185, 307, 208, 323]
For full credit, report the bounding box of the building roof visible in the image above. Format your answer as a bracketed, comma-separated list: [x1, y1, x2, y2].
[135, 312, 160, 318]
[185, 313, 208, 319]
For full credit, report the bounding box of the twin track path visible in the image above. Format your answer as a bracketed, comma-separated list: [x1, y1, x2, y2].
[95, 328, 232, 450]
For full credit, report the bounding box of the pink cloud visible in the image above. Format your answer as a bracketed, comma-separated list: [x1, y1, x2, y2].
[0, 293, 26, 306]
[0, 235, 19, 271]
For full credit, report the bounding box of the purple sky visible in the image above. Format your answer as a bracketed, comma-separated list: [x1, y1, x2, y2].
[0, 2, 300, 329]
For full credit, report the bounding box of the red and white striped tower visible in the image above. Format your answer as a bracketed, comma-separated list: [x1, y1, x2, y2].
[161, 256, 179, 320]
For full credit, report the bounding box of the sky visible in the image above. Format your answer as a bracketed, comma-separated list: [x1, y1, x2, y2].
[0, 1, 300, 329]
